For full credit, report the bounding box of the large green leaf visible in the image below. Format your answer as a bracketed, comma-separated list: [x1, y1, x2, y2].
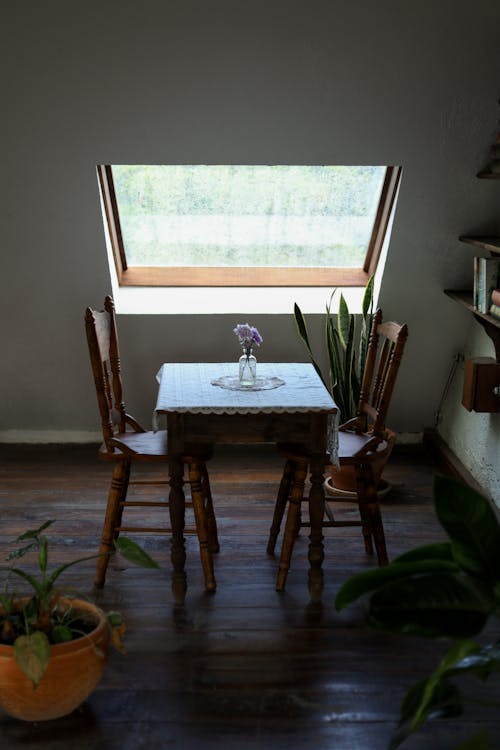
[334, 559, 460, 611]
[14, 631, 51, 687]
[454, 732, 491, 750]
[367, 572, 494, 638]
[114, 536, 160, 568]
[445, 641, 500, 679]
[390, 640, 498, 749]
[409, 640, 478, 732]
[433, 475, 500, 581]
[394, 542, 454, 564]
[390, 676, 463, 750]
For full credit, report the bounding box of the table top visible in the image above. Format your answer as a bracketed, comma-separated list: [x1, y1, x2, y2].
[155, 362, 337, 415]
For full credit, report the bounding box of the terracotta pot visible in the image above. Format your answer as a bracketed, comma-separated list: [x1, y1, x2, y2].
[0, 599, 109, 722]
[328, 428, 396, 496]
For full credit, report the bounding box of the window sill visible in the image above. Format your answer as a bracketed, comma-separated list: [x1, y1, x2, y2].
[110, 284, 370, 315]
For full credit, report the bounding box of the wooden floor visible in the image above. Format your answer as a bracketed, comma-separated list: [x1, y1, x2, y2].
[0, 443, 498, 749]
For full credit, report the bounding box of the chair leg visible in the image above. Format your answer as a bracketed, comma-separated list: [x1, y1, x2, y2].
[168, 456, 187, 605]
[188, 459, 216, 592]
[354, 462, 388, 566]
[94, 460, 131, 588]
[201, 462, 219, 554]
[267, 458, 296, 555]
[276, 458, 308, 591]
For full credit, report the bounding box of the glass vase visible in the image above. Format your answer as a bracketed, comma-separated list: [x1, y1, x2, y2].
[239, 351, 257, 386]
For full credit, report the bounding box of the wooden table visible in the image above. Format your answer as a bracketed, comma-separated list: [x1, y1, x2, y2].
[155, 362, 337, 602]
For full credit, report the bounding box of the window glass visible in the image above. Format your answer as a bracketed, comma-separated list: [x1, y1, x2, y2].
[111, 165, 386, 269]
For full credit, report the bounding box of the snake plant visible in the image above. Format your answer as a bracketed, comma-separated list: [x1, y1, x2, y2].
[294, 276, 374, 422]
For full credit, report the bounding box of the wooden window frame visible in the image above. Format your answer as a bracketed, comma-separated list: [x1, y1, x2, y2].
[97, 164, 401, 288]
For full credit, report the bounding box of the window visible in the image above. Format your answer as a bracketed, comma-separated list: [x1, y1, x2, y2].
[98, 164, 401, 287]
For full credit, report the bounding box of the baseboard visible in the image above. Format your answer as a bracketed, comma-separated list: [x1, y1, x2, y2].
[0, 429, 424, 446]
[395, 431, 423, 445]
[423, 428, 484, 493]
[0, 430, 101, 444]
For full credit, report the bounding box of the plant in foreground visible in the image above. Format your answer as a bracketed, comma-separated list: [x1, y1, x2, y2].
[335, 475, 500, 750]
[0, 520, 159, 687]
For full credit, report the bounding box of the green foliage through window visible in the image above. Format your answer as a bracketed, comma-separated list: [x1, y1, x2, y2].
[111, 165, 387, 269]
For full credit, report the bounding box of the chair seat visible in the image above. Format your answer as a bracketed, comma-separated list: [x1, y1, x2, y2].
[337, 431, 389, 464]
[99, 430, 213, 462]
[277, 431, 389, 466]
[99, 430, 168, 460]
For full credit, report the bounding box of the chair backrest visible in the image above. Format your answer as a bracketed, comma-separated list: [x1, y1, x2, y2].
[85, 296, 127, 446]
[356, 308, 408, 436]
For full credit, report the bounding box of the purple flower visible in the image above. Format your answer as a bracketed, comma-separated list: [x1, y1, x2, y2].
[234, 323, 263, 350]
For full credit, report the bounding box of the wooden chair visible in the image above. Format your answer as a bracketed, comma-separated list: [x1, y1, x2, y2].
[85, 296, 218, 590]
[267, 308, 408, 590]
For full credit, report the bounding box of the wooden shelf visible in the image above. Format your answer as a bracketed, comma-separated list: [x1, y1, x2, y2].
[445, 289, 500, 360]
[459, 235, 500, 253]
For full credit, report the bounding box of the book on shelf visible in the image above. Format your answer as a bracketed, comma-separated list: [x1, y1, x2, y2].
[474, 257, 500, 313]
[489, 303, 500, 321]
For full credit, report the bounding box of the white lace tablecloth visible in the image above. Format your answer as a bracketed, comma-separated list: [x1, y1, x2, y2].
[154, 362, 338, 462]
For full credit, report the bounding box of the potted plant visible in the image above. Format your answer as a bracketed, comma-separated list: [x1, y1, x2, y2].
[335, 475, 500, 749]
[294, 276, 395, 495]
[0, 521, 159, 722]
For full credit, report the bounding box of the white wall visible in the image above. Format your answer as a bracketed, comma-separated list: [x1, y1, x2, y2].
[3, 2, 500, 475]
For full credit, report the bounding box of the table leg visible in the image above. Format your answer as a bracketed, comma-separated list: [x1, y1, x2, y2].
[307, 451, 325, 602]
[168, 454, 187, 605]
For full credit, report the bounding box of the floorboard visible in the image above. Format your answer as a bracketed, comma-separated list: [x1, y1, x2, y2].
[0, 443, 498, 749]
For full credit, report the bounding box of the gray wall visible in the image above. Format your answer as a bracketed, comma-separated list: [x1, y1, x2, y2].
[3, 2, 500, 466]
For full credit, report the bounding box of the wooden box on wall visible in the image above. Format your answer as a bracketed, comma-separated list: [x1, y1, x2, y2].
[462, 357, 500, 412]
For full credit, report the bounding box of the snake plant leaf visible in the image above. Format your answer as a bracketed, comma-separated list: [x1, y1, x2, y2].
[114, 536, 160, 568]
[361, 274, 374, 317]
[334, 558, 460, 611]
[433, 475, 500, 582]
[293, 303, 326, 387]
[328, 326, 348, 419]
[367, 572, 494, 638]
[343, 315, 356, 417]
[14, 631, 51, 687]
[294, 302, 312, 351]
[337, 293, 351, 349]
